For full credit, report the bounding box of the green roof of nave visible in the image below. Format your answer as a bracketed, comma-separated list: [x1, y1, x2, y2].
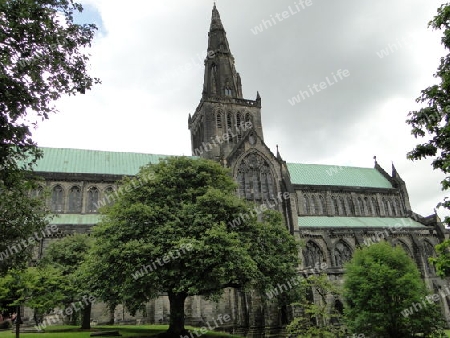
[33, 147, 392, 189]
[286, 163, 393, 189]
[33, 147, 168, 176]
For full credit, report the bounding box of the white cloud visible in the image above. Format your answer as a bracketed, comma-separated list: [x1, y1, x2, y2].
[33, 0, 449, 219]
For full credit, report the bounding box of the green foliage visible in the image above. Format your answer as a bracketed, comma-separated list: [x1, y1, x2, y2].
[406, 3, 450, 224]
[343, 242, 445, 337]
[0, 0, 99, 171]
[0, 266, 65, 316]
[39, 233, 94, 327]
[0, 0, 98, 277]
[89, 157, 299, 334]
[430, 240, 450, 277]
[287, 274, 345, 338]
[0, 176, 50, 275]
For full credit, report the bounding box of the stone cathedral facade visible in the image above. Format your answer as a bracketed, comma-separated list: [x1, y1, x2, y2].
[26, 5, 448, 337]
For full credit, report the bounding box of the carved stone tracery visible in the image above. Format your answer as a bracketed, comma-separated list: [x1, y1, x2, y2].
[236, 152, 276, 202]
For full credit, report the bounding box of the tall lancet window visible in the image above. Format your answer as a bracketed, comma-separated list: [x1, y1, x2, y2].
[236, 152, 276, 202]
[87, 187, 99, 213]
[210, 64, 217, 95]
[224, 79, 232, 97]
[216, 113, 222, 129]
[226, 113, 233, 135]
[236, 113, 242, 142]
[303, 241, 324, 269]
[51, 185, 64, 212]
[334, 241, 352, 267]
[69, 186, 82, 213]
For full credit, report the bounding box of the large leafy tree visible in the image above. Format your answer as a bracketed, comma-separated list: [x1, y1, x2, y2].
[406, 3, 450, 224]
[343, 242, 444, 337]
[89, 157, 299, 337]
[40, 233, 94, 329]
[0, 0, 98, 276]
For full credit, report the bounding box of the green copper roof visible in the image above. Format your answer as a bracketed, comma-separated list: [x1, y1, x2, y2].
[34, 147, 169, 175]
[32, 148, 393, 189]
[286, 163, 392, 188]
[298, 216, 424, 228]
[50, 214, 103, 225]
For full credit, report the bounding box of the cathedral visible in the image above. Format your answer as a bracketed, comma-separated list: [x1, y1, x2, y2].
[27, 4, 448, 337]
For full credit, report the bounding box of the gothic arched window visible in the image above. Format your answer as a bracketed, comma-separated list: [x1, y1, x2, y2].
[383, 198, 391, 216]
[347, 197, 355, 215]
[332, 196, 339, 215]
[51, 185, 64, 212]
[339, 196, 347, 216]
[395, 198, 402, 216]
[371, 197, 379, 216]
[236, 113, 242, 129]
[358, 197, 365, 216]
[245, 113, 252, 123]
[313, 195, 322, 214]
[210, 64, 217, 95]
[236, 153, 276, 202]
[303, 241, 324, 269]
[304, 195, 310, 214]
[334, 240, 352, 267]
[216, 112, 222, 129]
[31, 186, 43, 198]
[226, 112, 232, 134]
[310, 195, 316, 215]
[363, 197, 369, 215]
[68, 186, 82, 213]
[318, 195, 326, 215]
[236, 113, 242, 142]
[87, 187, 99, 213]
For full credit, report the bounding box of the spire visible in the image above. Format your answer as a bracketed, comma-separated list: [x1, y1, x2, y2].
[210, 3, 224, 32]
[276, 144, 282, 161]
[202, 4, 243, 99]
[392, 162, 397, 177]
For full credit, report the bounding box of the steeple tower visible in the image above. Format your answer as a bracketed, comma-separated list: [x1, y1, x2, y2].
[203, 4, 243, 99]
[189, 5, 264, 161]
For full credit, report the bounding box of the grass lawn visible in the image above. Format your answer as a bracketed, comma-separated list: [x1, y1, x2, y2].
[1, 326, 449, 337]
[0, 325, 243, 338]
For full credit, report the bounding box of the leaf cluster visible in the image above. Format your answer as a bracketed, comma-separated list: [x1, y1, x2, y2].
[407, 3, 450, 223]
[343, 242, 445, 337]
[0, 0, 99, 171]
[287, 274, 345, 338]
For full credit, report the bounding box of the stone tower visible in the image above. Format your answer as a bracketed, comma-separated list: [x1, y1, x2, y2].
[188, 4, 264, 161]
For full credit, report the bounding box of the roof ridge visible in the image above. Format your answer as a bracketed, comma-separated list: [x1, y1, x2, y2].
[39, 146, 172, 157]
[286, 162, 374, 170]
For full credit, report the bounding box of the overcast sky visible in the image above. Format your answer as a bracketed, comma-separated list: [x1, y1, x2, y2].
[32, 0, 449, 219]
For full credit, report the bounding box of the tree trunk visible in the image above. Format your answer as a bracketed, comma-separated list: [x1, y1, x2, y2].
[107, 303, 116, 325]
[80, 303, 91, 330]
[15, 305, 20, 338]
[167, 291, 187, 337]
